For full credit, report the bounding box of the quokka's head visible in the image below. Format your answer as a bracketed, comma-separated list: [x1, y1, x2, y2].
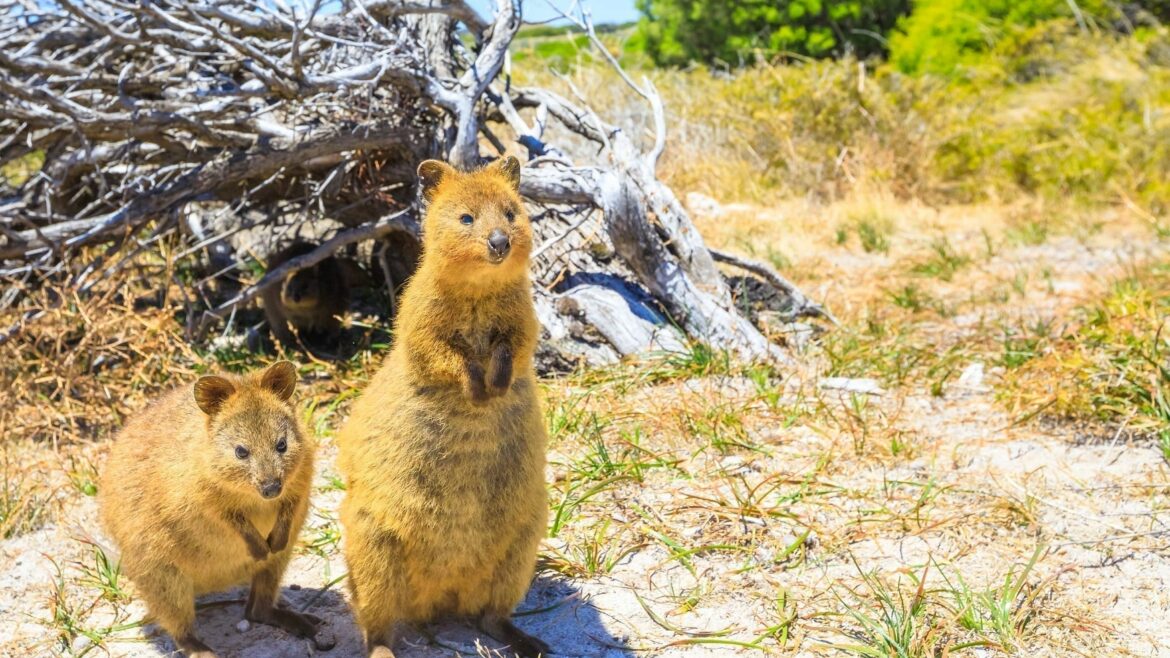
[192, 361, 310, 501]
[416, 156, 533, 283]
[281, 267, 324, 312]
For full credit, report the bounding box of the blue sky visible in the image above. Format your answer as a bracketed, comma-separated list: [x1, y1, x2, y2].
[467, 0, 641, 25]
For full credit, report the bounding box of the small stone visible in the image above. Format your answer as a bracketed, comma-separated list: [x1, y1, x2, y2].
[289, 583, 301, 590]
[72, 636, 93, 654]
[720, 455, 745, 470]
[956, 361, 989, 391]
[775, 321, 816, 353]
[236, 619, 250, 633]
[819, 377, 884, 395]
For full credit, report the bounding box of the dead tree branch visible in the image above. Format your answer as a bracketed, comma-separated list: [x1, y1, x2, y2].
[0, 0, 832, 367]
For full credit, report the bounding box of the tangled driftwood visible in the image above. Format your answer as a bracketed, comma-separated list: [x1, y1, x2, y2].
[0, 0, 832, 367]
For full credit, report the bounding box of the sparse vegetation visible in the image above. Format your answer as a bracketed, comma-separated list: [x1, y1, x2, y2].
[939, 545, 1049, 652]
[1000, 261, 1170, 442]
[832, 561, 936, 658]
[911, 238, 971, 282]
[1, 458, 51, 539]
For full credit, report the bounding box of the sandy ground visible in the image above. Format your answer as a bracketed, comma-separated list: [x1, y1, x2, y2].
[2, 198, 1168, 657]
[5, 384, 1169, 658]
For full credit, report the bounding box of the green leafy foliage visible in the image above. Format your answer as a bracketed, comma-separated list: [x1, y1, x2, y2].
[888, 0, 1116, 76]
[632, 0, 911, 65]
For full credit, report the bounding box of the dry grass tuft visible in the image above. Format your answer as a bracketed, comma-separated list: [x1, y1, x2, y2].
[999, 260, 1170, 447]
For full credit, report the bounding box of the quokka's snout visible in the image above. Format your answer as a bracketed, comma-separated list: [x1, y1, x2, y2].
[487, 228, 511, 261]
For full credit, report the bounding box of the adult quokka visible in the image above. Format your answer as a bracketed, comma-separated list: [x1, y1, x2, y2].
[338, 156, 549, 658]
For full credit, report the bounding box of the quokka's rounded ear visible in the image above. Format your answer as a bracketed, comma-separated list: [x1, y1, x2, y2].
[417, 160, 455, 203]
[261, 360, 298, 402]
[194, 376, 236, 416]
[493, 155, 521, 191]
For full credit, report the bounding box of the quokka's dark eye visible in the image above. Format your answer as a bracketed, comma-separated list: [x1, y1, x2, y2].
[235, 445, 250, 460]
[505, 209, 516, 223]
[460, 214, 474, 226]
[275, 438, 287, 454]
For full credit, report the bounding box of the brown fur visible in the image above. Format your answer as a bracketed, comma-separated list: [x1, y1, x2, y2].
[337, 157, 550, 657]
[262, 241, 348, 350]
[99, 362, 328, 657]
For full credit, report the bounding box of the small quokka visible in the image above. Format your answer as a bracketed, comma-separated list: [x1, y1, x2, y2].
[262, 241, 348, 350]
[337, 156, 550, 658]
[99, 361, 330, 657]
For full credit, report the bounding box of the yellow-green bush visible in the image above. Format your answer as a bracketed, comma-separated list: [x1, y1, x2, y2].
[514, 22, 1170, 216]
[927, 28, 1170, 210]
[645, 25, 1170, 213]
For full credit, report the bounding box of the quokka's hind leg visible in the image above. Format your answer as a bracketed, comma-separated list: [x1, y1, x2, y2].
[342, 506, 409, 657]
[135, 568, 217, 657]
[245, 559, 335, 650]
[348, 568, 404, 658]
[174, 633, 217, 658]
[479, 523, 548, 657]
[478, 614, 551, 658]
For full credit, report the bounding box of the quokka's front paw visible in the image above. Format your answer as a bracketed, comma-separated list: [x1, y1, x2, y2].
[464, 361, 490, 405]
[485, 342, 513, 398]
[266, 527, 289, 553]
[243, 534, 270, 560]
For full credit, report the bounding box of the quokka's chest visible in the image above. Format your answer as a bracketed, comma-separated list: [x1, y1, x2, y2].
[247, 505, 279, 539]
[453, 322, 505, 355]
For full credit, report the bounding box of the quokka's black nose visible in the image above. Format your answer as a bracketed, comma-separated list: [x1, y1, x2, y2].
[487, 229, 511, 258]
[261, 479, 283, 499]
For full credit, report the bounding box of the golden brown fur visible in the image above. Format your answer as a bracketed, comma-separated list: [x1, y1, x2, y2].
[99, 362, 327, 657]
[262, 241, 348, 350]
[337, 157, 549, 657]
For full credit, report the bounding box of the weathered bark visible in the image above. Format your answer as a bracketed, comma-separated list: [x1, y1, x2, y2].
[0, 0, 832, 367]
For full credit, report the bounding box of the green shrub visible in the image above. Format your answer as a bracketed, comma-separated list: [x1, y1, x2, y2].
[632, 0, 911, 66]
[888, 0, 1115, 76]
